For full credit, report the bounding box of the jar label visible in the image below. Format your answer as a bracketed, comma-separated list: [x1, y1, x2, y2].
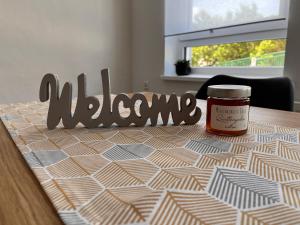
[211, 105, 249, 131]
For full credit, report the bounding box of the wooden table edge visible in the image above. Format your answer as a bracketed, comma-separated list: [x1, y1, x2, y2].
[0, 120, 64, 225]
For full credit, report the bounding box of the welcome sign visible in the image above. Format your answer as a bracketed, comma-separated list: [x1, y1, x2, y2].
[39, 69, 202, 130]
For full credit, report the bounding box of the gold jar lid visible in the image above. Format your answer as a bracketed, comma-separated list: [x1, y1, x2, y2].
[207, 85, 251, 98]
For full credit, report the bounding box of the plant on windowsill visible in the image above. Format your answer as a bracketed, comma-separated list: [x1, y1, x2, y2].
[175, 60, 191, 76]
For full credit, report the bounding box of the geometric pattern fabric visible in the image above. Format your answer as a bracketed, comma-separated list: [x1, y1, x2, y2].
[1, 97, 300, 225]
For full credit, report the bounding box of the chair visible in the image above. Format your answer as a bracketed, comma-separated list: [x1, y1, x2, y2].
[195, 75, 294, 111]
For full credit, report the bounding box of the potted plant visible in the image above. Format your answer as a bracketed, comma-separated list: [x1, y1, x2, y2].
[175, 59, 191, 76]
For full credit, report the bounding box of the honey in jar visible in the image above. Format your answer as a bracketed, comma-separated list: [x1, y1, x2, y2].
[206, 85, 251, 136]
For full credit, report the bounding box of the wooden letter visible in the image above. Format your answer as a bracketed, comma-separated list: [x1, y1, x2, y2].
[40, 68, 202, 129]
[73, 74, 100, 128]
[130, 93, 149, 126]
[97, 69, 113, 127]
[39, 74, 75, 130]
[112, 94, 132, 127]
[180, 93, 202, 125]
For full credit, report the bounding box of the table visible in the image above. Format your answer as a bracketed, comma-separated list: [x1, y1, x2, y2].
[1, 95, 300, 225]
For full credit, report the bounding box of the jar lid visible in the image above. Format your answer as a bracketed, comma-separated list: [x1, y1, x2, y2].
[207, 85, 251, 98]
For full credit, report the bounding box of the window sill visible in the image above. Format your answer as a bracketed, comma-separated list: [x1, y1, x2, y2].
[161, 74, 213, 82]
[161, 74, 277, 82]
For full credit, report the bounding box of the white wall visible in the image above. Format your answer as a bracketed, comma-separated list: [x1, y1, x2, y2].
[0, 0, 132, 104]
[131, 0, 204, 95]
[2, 0, 299, 108]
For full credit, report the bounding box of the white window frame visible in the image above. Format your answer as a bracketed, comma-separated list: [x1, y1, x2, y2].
[164, 1, 290, 79]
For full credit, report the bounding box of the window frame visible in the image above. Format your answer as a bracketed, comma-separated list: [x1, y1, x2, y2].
[164, 1, 290, 78]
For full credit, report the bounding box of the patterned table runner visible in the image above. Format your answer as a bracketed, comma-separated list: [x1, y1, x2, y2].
[1, 97, 300, 225]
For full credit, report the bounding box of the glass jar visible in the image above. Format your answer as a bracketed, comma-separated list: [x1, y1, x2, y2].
[206, 85, 251, 136]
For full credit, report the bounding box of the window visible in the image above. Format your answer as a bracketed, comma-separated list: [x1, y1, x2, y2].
[189, 39, 286, 67]
[164, 0, 290, 78]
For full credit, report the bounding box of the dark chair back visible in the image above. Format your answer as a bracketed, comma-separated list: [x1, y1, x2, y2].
[195, 75, 294, 111]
